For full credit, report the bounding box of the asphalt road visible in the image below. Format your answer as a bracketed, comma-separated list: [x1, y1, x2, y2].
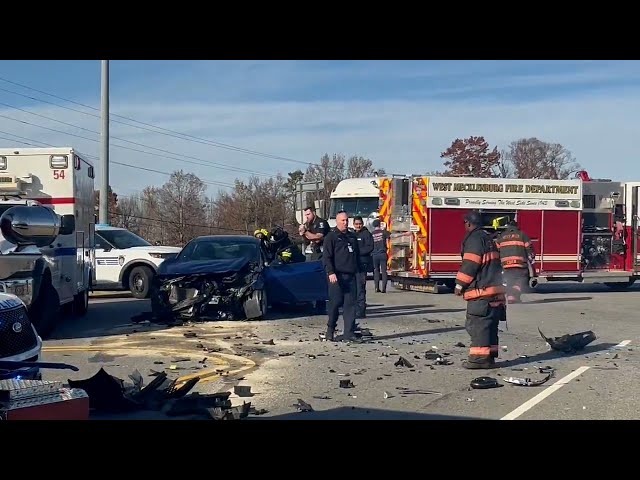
[40, 283, 639, 420]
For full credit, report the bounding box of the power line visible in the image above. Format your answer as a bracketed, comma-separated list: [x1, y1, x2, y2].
[0, 109, 273, 178]
[0, 129, 234, 189]
[0, 75, 317, 168]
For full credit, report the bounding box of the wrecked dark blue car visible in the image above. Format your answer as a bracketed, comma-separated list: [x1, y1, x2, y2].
[150, 235, 328, 321]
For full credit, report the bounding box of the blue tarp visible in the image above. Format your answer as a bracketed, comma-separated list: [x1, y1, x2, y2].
[263, 260, 329, 304]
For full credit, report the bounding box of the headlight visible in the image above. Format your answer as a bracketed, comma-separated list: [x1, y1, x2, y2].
[149, 252, 175, 259]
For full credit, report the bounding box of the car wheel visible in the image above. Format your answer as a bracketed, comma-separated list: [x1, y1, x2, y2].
[129, 266, 153, 299]
[73, 289, 89, 316]
[244, 289, 267, 320]
[29, 280, 60, 340]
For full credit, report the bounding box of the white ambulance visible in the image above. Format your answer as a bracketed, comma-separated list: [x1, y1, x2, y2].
[0, 147, 95, 338]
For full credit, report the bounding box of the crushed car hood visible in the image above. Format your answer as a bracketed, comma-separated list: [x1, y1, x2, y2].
[158, 257, 253, 277]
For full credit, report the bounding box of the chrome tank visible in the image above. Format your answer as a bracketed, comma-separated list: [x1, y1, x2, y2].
[0, 205, 61, 248]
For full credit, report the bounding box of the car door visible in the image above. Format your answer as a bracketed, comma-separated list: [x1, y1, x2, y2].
[93, 233, 124, 289]
[263, 255, 328, 304]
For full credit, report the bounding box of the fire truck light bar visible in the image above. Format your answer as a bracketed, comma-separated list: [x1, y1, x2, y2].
[50, 155, 68, 169]
[0, 156, 6, 170]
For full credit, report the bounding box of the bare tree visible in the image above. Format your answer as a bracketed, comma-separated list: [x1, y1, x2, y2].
[158, 170, 208, 246]
[502, 138, 581, 179]
[440, 136, 501, 177]
[117, 195, 143, 231]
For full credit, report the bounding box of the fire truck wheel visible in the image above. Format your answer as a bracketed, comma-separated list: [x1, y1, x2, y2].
[30, 280, 61, 340]
[129, 265, 154, 299]
[73, 289, 89, 316]
[604, 279, 636, 291]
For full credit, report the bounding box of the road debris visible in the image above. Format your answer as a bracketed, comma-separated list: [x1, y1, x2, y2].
[455, 342, 466, 348]
[395, 387, 441, 395]
[394, 356, 414, 368]
[383, 391, 394, 399]
[293, 398, 314, 412]
[312, 395, 332, 400]
[470, 376, 501, 389]
[183, 332, 198, 338]
[538, 328, 596, 353]
[67, 367, 253, 420]
[234, 385, 253, 397]
[340, 379, 355, 388]
[503, 368, 554, 387]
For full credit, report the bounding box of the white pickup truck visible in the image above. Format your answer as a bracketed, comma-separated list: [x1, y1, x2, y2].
[93, 225, 181, 299]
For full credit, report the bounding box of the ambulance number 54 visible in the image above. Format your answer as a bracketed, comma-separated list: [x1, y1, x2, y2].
[53, 170, 66, 180]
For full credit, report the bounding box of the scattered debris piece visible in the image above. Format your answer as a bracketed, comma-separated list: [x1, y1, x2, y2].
[347, 393, 357, 398]
[293, 398, 314, 412]
[307, 354, 316, 359]
[172, 357, 190, 363]
[184, 332, 198, 338]
[394, 356, 414, 368]
[153, 361, 164, 365]
[262, 339, 275, 345]
[340, 379, 355, 388]
[427, 319, 440, 323]
[466, 398, 475, 402]
[503, 369, 554, 387]
[470, 376, 501, 389]
[312, 395, 331, 400]
[234, 385, 253, 397]
[278, 352, 294, 357]
[501, 346, 508, 352]
[383, 391, 394, 399]
[196, 343, 204, 349]
[198, 358, 207, 364]
[413, 355, 421, 360]
[455, 342, 466, 348]
[425, 352, 441, 360]
[395, 387, 441, 395]
[208, 402, 251, 420]
[538, 328, 596, 353]
[169, 365, 178, 370]
[435, 357, 454, 366]
[249, 407, 268, 416]
[376, 377, 383, 380]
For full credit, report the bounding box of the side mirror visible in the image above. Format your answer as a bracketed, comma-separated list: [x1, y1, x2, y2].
[59, 214, 76, 235]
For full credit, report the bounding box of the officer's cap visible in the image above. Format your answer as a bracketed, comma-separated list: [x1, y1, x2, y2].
[463, 211, 482, 226]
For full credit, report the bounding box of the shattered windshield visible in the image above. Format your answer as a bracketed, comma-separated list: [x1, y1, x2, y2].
[177, 239, 259, 262]
[97, 229, 151, 249]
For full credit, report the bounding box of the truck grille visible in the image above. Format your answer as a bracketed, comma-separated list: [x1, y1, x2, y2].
[0, 306, 38, 358]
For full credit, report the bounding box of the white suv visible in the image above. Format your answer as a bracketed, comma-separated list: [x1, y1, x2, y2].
[93, 226, 181, 299]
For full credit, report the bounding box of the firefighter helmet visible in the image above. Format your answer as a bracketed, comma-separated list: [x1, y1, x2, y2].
[254, 228, 269, 238]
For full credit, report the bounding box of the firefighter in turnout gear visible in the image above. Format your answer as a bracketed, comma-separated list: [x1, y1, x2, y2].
[269, 226, 306, 265]
[455, 211, 507, 369]
[494, 220, 534, 303]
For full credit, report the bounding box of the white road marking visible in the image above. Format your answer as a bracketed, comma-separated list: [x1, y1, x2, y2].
[615, 340, 631, 348]
[500, 366, 590, 420]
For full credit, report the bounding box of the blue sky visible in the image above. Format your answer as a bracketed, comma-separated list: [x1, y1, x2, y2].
[0, 60, 639, 198]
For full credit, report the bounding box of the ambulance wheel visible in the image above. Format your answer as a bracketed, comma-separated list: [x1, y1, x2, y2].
[74, 289, 89, 316]
[129, 266, 153, 299]
[30, 280, 60, 340]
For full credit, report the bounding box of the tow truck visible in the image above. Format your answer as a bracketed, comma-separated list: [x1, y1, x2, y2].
[0, 147, 95, 337]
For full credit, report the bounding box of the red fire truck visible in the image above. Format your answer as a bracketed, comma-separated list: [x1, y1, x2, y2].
[376, 172, 640, 293]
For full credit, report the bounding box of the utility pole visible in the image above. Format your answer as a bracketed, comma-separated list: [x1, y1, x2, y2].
[99, 60, 110, 225]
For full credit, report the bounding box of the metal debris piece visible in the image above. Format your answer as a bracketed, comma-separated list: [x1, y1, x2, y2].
[312, 395, 332, 400]
[503, 370, 554, 387]
[307, 354, 316, 359]
[293, 398, 314, 412]
[427, 319, 441, 323]
[455, 342, 466, 348]
[470, 376, 501, 389]
[394, 356, 414, 368]
[383, 391, 394, 399]
[278, 352, 294, 357]
[395, 387, 441, 395]
[339, 379, 355, 388]
[184, 332, 198, 338]
[538, 328, 596, 353]
[262, 339, 275, 345]
[234, 385, 253, 397]
[249, 407, 268, 415]
[425, 352, 441, 360]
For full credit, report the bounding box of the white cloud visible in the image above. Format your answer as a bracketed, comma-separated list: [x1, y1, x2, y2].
[0, 62, 639, 199]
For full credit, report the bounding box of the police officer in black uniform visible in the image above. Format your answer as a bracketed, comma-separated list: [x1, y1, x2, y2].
[352, 215, 373, 318]
[299, 205, 330, 261]
[321, 210, 361, 342]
